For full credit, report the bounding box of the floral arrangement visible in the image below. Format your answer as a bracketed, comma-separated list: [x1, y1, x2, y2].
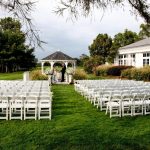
[66, 67, 74, 75]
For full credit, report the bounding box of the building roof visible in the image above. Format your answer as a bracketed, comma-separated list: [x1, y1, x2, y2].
[119, 38, 150, 50]
[42, 51, 74, 60]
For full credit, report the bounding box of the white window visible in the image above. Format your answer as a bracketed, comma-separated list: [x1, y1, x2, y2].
[143, 53, 150, 57]
[143, 59, 149, 66]
[143, 52, 150, 66]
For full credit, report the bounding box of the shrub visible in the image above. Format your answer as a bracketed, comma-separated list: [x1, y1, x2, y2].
[73, 69, 87, 80]
[121, 66, 150, 81]
[96, 65, 132, 76]
[121, 68, 132, 79]
[141, 67, 150, 81]
[83, 56, 104, 74]
[95, 65, 112, 76]
[107, 66, 133, 76]
[30, 70, 48, 80]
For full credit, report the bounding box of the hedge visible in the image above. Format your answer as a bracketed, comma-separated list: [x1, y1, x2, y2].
[121, 66, 150, 81]
[96, 65, 133, 76]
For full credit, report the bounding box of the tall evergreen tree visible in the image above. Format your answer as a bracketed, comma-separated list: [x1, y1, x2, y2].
[0, 17, 36, 72]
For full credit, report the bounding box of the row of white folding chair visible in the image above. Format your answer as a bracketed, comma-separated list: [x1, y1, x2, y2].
[0, 96, 52, 120]
[106, 91, 150, 118]
[80, 86, 150, 118]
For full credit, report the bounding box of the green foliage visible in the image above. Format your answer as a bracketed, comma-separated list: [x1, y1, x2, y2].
[121, 68, 133, 79]
[107, 66, 133, 76]
[73, 69, 87, 79]
[89, 34, 112, 64]
[96, 65, 132, 76]
[30, 70, 48, 80]
[79, 54, 89, 66]
[95, 65, 112, 76]
[83, 55, 104, 74]
[121, 67, 150, 81]
[88, 30, 140, 65]
[112, 29, 140, 50]
[139, 23, 150, 39]
[0, 17, 36, 73]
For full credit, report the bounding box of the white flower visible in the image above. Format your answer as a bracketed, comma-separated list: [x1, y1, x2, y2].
[66, 68, 74, 74]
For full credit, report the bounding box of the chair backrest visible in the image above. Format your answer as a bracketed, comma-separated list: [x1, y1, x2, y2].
[25, 96, 38, 104]
[0, 96, 8, 104]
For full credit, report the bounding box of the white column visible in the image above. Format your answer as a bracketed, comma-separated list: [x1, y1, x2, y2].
[50, 61, 55, 70]
[135, 53, 143, 67]
[41, 62, 45, 74]
[73, 61, 76, 70]
[114, 56, 118, 65]
[65, 62, 68, 68]
[128, 54, 131, 66]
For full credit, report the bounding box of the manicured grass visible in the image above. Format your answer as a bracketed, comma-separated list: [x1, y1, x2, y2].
[0, 85, 150, 149]
[0, 72, 23, 80]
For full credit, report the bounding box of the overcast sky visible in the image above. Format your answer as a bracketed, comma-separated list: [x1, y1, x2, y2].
[0, 0, 144, 59]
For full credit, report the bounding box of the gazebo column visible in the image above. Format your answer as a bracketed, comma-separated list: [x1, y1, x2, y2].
[73, 61, 76, 70]
[50, 61, 55, 70]
[64, 62, 68, 82]
[41, 62, 45, 74]
[65, 62, 68, 68]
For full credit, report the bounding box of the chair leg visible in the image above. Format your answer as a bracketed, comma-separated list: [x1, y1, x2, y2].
[24, 108, 26, 120]
[9, 107, 12, 120]
[38, 108, 40, 120]
[21, 108, 22, 120]
[6, 107, 8, 120]
[35, 108, 37, 120]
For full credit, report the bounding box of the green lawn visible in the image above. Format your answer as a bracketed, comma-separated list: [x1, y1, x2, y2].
[0, 85, 150, 149]
[0, 72, 23, 80]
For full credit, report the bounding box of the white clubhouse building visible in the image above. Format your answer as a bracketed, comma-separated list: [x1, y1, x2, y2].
[114, 38, 150, 67]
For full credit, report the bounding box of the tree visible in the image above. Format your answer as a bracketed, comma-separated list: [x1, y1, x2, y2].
[139, 23, 150, 38]
[56, 0, 150, 23]
[107, 29, 140, 63]
[89, 34, 112, 64]
[0, 1, 149, 48]
[113, 29, 140, 48]
[0, 0, 42, 47]
[83, 55, 104, 74]
[79, 54, 89, 66]
[0, 17, 36, 72]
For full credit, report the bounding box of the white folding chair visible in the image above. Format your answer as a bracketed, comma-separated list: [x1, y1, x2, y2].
[99, 90, 112, 111]
[121, 91, 133, 117]
[106, 91, 122, 118]
[143, 93, 150, 115]
[38, 96, 52, 120]
[132, 93, 144, 116]
[0, 96, 9, 120]
[9, 96, 23, 120]
[24, 96, 38, 120]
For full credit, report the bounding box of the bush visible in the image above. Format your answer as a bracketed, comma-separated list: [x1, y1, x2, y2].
[73, 69, 87, 80]
[107, 66, 133, 76]
[83, 56, 104, 74]
[121, 66, 150, 81]
[121, 68, 132, 79]
[96, 65, 132, 76]
[30, 70, 48, 80]
[95, 65, 112, 76]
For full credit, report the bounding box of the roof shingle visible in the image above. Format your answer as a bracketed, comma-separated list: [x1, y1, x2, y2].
[119, 38, 150, 50]
[42, 51, 74, 60]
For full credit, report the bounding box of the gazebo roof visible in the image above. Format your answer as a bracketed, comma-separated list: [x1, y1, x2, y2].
[42, 51, 74, 61]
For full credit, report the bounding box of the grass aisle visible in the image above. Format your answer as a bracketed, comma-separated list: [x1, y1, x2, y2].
[0, 85, 150, 150]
